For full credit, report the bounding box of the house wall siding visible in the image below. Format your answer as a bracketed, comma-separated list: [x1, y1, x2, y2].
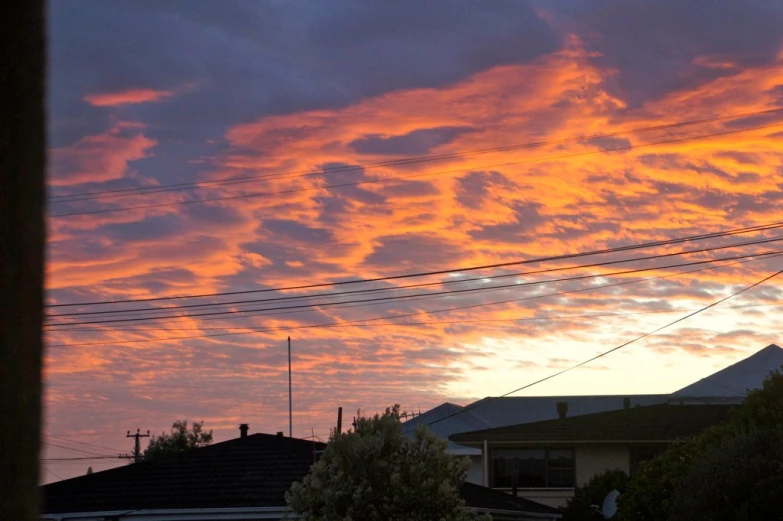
[575, 445, 629, 486]
[466, 455, 483, 485]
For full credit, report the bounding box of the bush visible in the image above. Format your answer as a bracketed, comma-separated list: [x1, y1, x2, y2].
[560, 469, 628, 521]
[618, 367, 783, 521]
[286, 405, 489, 521]
[668, 427, 783, 521]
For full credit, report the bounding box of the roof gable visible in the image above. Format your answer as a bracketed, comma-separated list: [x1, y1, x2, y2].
[673, 344, 783, 397]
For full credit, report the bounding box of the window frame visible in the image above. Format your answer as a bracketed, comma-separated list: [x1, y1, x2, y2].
[489, 447, 576, 489]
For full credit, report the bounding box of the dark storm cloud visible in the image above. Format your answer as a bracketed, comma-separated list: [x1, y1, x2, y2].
[468, 201, 545, 242]
[536, 0, 783, 107]
[585, 136, 631, 151]
[98, 215, 185, 242]
[261, 219, 335, 246]
[455, 171, 515, 210]
[49, 0, 557, 152]
[349, 126, 476, 156]
[377, 181, 441, 199]
[365, 234, 465, 270]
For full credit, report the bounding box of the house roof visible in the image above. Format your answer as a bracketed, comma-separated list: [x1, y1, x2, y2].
[464, 394, 670, 427]
[405, 395, 670, 450]
[672, 343, 783, 397]
[460, 482, 561, 517]
[42, 431, 558, 518]
[42, 433, 325, 514]
[450, 403, 736, 446]
[402, 402, 492, 454]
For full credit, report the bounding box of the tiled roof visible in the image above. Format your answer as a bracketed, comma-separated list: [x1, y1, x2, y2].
[42, 432, 558, 517]
[450, 404, 736, 445]
[42, 433, 325, 514]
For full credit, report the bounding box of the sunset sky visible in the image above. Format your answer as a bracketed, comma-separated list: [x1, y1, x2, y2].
[44, 0, 783, 481]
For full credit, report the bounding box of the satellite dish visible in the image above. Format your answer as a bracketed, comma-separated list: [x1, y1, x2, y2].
[601, 489, 620, 519]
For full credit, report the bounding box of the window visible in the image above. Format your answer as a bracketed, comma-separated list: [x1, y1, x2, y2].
[490, 448, 575, 488]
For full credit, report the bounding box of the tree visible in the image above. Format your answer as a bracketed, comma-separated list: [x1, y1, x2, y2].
[616, 439, 700, 521]
[142, 420, 213, 461]
[618, 368, 783, 521]
[728, 368, 783, 431]
[668, 427, 783, 521]
[286, 405, 489, 521]
[560, 469, 628, 521]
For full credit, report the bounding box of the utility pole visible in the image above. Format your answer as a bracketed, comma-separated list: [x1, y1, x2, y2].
[126, 429, 150, 463]
[288, 336, 292, 438]
[0, 2, 45, 521]
[336, 407, 343, 435]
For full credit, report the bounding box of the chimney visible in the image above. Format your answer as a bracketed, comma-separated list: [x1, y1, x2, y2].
[556, 402, 568, 419]
[239, 424, 249, 438]
[276, 431, 284, 438]
[623, 397, 631, 410]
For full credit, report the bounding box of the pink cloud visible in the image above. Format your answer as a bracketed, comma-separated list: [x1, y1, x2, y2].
[84, 88, 174, 107]
[49, 126, 157, 186]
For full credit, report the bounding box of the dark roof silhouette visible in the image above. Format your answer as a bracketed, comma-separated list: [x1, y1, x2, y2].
[450, 403, 736, 445]
[673, 343, 783, 397]
[460, 481, 560, 516]
[42, 433, 323, 514]
[42, 431, 560, 518]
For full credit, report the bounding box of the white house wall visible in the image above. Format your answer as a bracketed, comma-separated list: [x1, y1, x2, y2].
[466, 455, 483, 484]
[574, 445, 629, 487]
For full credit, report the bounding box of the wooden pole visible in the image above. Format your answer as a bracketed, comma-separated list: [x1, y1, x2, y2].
[0, 1, 46, 519]
[337, 407, 343, 435]
[288, 336, 292, 438]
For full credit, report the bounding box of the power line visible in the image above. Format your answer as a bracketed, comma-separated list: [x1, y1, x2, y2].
[42, 247, 783, 328]
[41, 456, 124, 461]
[45, 433, 125, 454]
[42, 466, 64, 481]
[43, 234, 783, 320]
[49, 121, 783, 218]
[45, 219, 783, 308]
[48, 107, 783, 203]
[43, 441, 112, 458]
[405, 264, 783, 433]
[47, 252, 779, 347]
[45, 302, 783, 333]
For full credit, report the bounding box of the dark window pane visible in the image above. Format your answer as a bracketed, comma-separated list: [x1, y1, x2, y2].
[547, 468, 575, 488]
[491, 454, 515, 488]
[547, 449, 574, 468]
[490, 449, 546, 488]
[516, 450, 546, 487]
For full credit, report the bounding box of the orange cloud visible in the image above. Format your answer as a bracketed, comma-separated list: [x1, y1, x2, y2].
[49, 125, 157, 186]
[84, 88, 174, 107]
[44, 35, 783, 483]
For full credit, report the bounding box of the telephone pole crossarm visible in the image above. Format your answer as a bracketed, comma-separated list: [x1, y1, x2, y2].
[126, 429, 150, 463]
